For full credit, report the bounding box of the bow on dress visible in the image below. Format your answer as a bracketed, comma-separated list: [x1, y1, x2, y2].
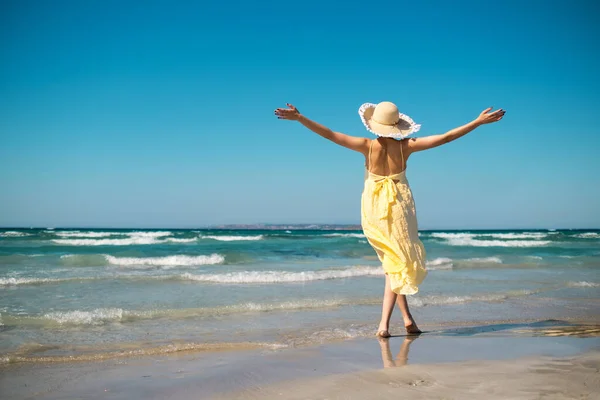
[372, 176, 399, 220]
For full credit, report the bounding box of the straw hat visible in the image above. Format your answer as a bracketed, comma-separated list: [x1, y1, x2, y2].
[358, 102, 420, 139]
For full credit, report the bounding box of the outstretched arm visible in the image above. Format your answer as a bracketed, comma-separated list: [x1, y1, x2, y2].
[275, 103, 369, 154]
[407, 107, 505, 154]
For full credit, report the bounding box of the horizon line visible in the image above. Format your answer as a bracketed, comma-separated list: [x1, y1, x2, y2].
[1, 225, 598, 231]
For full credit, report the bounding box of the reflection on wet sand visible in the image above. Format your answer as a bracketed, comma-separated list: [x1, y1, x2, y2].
[378, 336, 419, 368]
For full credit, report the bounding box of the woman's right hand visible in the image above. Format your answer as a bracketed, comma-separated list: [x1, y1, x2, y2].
[274, 103, 301, 121]
[475, 107, 506, 125]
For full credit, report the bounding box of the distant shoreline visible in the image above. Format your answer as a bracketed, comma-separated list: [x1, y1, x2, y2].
[0, 225, 364, 231]
[1, 226, 598, 231]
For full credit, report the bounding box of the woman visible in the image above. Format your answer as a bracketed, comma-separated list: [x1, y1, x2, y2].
[274, 101, 505, 337]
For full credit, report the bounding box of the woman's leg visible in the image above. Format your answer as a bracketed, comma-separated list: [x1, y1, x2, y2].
[377, 274, 397, 336]
[396, 295, 421, 334]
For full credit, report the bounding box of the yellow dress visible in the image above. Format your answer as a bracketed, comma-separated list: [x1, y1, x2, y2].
[361, 140, 428, 295]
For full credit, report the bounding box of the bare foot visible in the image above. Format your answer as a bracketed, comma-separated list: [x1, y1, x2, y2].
[376, 329, 391, 338]
[376, 323, 391, 338]
[404, 319, 422, 335]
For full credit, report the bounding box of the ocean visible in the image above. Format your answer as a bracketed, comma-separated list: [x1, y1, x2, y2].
[1, 228, 598, 363]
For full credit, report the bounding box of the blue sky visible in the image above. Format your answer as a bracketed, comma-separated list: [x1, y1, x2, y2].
[1, 0, 598, 229]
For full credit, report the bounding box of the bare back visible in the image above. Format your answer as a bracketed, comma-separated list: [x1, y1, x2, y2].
[364, 138, 408, 176]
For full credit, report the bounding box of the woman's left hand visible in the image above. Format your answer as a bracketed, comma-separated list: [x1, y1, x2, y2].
[475, 107, 506, 125]
[274, 103, 301, 120]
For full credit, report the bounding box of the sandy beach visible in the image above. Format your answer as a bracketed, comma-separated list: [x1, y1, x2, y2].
[217, 349, 600, 400]
[3, 322, 599, 400]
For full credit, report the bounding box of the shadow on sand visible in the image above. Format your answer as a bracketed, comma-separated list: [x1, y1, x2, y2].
[422, 319, 600, 338]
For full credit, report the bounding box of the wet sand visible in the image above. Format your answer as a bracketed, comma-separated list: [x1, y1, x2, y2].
[2, 322, 599, 400]
[216, 350, 600, 400]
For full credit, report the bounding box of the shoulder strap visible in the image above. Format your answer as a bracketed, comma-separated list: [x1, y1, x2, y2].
[399, 139, 404, 171]
[367, 139, 375, 171]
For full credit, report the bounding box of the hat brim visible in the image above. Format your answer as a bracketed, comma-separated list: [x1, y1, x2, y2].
[358, 103, 421, 139]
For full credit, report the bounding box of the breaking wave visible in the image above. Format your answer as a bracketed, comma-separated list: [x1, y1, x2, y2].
[575, 232, 600, 239]
[104, 254, 225, 267]
[0, 276, 94, 286]
[53, 231, 125, 238]
[198, 235, 264, 241]
[0, 231, 32, 238]
[324, 233, 366, 238]
[567, 281, 599, 288]
[3, 298, 379, 327]
[431, 233, 550, 247]
[463, 257, 503, 264]
[52, 237, 162, 246]
[179, 266, 383, 284]
[425, 257, 453, 270]
[411, 290, 535, 307]
[51, 231, 175, 245]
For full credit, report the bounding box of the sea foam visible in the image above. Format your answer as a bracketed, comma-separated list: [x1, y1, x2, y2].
[0, 277, 92, 286]
[43, 308, 126, 325]
[575, 232, 600, 239]
[165, 238, 197, 243]
[568, 281, 599, 288]
[104, 254, 224, 267]
[430, 232, 548, 240]
[411, 290, 534, 307]
[0, 231, 31, 237]
[52, 238, 161, 246]
[18, 290, 538, 326]
[199, 235, 264, 241]
[127, 231, 173, 238]
[9, 298, 379, 327]
[486, 232, 548, 239]
[423, 256, 503, 270]
[179, 266, 383, 284]
[447, 239, 551, 247]
[432, 233, 551, 247]
[463, 257, 503, 263]
[324, 233, 366, 238]
[53, 231, 174, 245]
[54, 231, 124, 238]
[425, 257, 453, 270]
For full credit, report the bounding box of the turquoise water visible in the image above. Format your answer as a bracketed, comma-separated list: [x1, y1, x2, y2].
[1, 228, 599, 362]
